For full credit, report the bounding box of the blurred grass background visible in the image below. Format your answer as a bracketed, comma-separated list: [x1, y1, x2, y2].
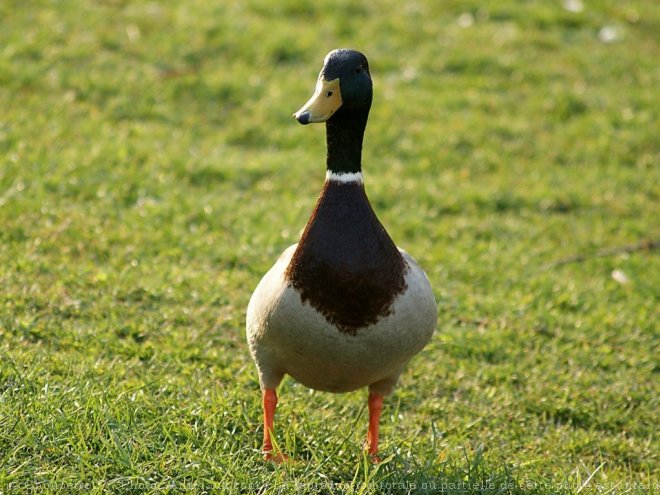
[0, 0, 658, 493]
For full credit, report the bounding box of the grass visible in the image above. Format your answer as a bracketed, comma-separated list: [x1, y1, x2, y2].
[0, 0, 658, 493]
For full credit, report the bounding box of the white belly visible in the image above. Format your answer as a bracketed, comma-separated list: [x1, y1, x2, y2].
[247, 245, 437, 394]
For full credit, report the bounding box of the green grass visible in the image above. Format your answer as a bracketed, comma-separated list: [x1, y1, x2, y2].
[1, 0, 658, 493]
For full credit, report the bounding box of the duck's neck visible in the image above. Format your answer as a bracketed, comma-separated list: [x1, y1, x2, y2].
[325, 108, 369, 175]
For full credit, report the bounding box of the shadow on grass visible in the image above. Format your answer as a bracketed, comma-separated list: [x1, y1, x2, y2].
[255, 446, 565, 495]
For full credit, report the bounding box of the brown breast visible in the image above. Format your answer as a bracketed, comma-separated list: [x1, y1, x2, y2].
[285, 181, 408, 335]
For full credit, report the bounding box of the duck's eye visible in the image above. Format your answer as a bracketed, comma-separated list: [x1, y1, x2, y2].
[326, 90, 333, 97]
[356, 65, 362, 73]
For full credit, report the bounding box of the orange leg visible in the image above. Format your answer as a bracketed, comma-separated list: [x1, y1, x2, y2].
[366, 392, 384, 461]
[262, 388, 287, 462]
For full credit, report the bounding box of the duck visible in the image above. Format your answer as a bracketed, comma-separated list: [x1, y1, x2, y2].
[246, 48, 437, 462]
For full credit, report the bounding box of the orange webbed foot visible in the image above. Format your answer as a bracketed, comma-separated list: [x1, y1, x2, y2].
[264, 451, 290, 464]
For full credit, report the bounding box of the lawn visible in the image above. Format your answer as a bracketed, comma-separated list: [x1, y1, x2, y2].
[0, 0, 658, 493]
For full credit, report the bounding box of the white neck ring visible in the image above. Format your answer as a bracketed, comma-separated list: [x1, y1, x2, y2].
[325, 171, 363, 183]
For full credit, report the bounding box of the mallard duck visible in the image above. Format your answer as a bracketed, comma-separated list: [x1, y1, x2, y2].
[246, 48, 437, 461]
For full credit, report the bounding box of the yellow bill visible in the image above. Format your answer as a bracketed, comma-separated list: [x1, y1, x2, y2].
[293, 76, 342, 125]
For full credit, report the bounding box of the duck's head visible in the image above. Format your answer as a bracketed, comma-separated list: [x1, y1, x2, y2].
[294, 49, 372, 125]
